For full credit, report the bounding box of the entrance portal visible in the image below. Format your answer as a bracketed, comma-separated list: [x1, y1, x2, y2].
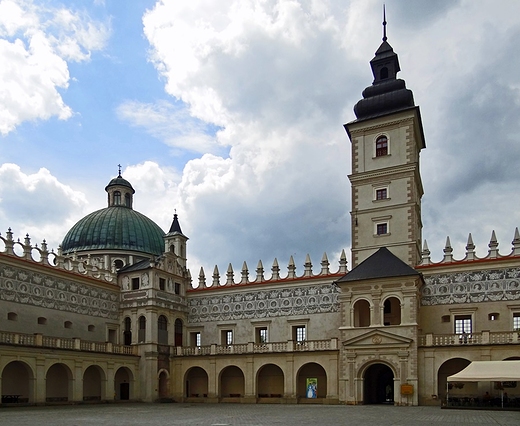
[364, 364, 394, 404]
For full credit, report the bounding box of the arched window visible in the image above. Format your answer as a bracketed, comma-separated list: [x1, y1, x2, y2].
[376, 136, 388, 157]
[124, 317, 132, 345]
[380, 66, 389, 80]
[158, 315, 168, 345]
[174, 319, 183, 346]
[353, 300, 370, 327]
[125, 193, 131, 207]
[138, 316, 146, 342]
[383, 297, 401, 325]
[114, 191, 121, 205]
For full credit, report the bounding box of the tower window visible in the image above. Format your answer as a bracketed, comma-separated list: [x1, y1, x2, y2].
[376, 136, 388, 157]
[113, 191, 121, 205]
[125, 193, 131, 207]
[380, 66, 389, 80]
[159, 278, 166, 291]
[375, 188, 388, 200]
[376, 223, 388, 235]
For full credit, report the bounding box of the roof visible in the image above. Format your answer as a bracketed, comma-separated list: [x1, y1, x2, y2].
[336, 247, 419, 283]
[105, 175, 135, 193]
[166, 213, 187, 238]
[61, 206, 165, 256]
[118, 258, 152, 273]
[447, 361, 520, 382]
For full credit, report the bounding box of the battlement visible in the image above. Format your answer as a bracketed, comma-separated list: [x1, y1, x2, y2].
[191, 250, 348, 290]
[0, 229, 116, 283]
[419, 228, 520, 267]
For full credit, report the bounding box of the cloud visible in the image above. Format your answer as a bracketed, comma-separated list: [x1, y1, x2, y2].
[140, 0, 520, 278]
[0, 163, 88, 250]
[116, 100, 223, 155]
[0, 0, 110, 134]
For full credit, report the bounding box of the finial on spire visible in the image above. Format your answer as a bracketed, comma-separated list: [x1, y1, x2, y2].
[382, 4, 387, 42]
[117, 164, 122, 177]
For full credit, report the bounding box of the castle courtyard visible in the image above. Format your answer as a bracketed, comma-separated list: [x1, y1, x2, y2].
[0, 403, 518, 426]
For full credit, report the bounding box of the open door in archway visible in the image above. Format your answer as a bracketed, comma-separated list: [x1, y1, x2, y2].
[364, 364, 394, 404]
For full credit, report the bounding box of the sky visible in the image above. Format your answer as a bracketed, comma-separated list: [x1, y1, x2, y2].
[0, 0, 519, 283]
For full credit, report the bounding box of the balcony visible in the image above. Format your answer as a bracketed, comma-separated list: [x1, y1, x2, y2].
[419, 331, 520, 347]
[0, 331, 137, 355]
[171, 338, 339, 356]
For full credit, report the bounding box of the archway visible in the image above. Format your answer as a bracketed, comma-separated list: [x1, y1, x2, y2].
[46, 363, 72, 402]
[257, 364, 284, 398]
[364, 363, 394, 404]
[83, 365, 105, 401]
[1, 361, 33, 403]
[296, 363, 327, 399]
[114, 367, 133, 400]
[219, 366, 245, 398]
[437, 358, 471, 402]
[353, 299, 370, 327]
[185, 367, 208, 397]
[158, 370, 169, 399]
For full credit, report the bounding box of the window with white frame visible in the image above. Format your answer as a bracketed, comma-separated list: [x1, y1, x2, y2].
[293, 325, 306, 343]
[376, 222, 388, 235]
[256, 327, 268, 344]
[513, 313, 520, 331]
[222, 329, 233, 346]
[375, 187, 388, 200]
[190, 331, 201, 347]
[454, 315, 472, 335]
[375, 135, 388, 157]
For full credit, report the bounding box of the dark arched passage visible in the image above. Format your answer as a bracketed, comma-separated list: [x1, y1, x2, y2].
[364, 363, 394, 404]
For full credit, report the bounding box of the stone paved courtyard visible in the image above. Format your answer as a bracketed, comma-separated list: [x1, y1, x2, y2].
[0, 403, 518, 426]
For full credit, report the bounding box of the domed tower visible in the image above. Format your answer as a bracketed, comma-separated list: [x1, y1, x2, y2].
[344, 14, 426, 268]
[61, 171, 166, 270]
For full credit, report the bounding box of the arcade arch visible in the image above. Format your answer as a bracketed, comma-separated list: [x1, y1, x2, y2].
[437, 358, 471, 401]
[83, 365, 105, 401]
[46, 363, 72, 402]
[185, 366, 208, 397]
[114, 367, 133, 400]
[219, 366, 245, 398]
[1, 361, 33, 403]
[296, 363, 327, 399]
[257, 364, 284, 397]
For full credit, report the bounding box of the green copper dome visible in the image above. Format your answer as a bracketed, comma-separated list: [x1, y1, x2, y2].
[61, 206, 165, 256]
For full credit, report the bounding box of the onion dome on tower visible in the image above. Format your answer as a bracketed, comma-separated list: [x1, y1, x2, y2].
[61, 170, 166, 268]
[351, 10, 416, 121]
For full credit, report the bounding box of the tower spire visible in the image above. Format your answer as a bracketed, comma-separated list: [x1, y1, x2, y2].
[382, 4, 387, 42]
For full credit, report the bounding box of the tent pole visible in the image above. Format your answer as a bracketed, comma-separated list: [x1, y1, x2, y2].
[446, 380, 449, 406]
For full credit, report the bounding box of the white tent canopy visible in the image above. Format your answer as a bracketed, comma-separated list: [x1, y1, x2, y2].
[447, 361, 520, 382]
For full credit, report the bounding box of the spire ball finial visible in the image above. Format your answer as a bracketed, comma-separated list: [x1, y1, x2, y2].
[117, 164, 122, 177]
[382, 4, 387, 42]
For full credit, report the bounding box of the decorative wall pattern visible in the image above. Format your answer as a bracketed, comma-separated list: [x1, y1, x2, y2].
[0, 264, 119, 319]
[188, 284, 339, 323]
[421, 267, 520, 306]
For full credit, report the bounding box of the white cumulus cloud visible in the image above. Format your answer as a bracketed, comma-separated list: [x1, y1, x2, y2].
[0, 0, 110, 134]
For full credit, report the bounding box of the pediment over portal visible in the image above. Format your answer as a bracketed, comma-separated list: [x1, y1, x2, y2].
[342, 328, 412, 349]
